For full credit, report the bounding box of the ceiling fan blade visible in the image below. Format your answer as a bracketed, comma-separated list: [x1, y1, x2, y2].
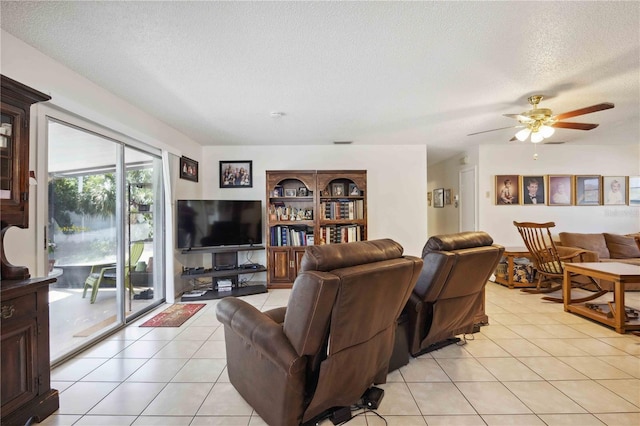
[551, 122, 599, 130]
[553, 103, 614, 120]
[468, 125, 522, 136]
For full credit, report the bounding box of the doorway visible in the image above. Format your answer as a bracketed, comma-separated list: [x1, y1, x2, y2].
[45, 118, 165, 363]
[459, 166, 477, 232]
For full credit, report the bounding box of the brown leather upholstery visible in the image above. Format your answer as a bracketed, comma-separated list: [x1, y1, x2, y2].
[405, 231, 504, 356]
[216, 239, 422, 426]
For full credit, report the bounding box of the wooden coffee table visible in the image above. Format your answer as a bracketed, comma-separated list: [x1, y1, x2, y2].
[563, 262, 640, 334]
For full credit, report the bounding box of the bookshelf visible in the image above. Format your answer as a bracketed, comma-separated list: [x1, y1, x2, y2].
[265, 170, 367, 288]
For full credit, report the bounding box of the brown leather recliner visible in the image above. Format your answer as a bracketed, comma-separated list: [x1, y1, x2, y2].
[216, 239, 422, 426]
[405, 231, 504, 357]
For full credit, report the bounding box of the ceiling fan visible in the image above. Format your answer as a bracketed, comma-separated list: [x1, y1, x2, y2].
[468, 95, 615, 143]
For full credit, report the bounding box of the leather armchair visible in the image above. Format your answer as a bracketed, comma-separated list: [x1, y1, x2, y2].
[216, 239, 422, 426]
[405, 231, 504, 357]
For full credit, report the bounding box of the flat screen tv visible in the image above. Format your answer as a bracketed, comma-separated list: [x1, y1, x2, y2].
[177, 200, 262, 249]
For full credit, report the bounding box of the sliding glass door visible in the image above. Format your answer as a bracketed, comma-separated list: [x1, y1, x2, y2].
[47, 119, 164, 362]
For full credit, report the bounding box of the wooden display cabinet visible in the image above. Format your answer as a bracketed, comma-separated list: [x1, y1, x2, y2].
[265, 170, 367, 288]
[1, 75, 51, 280]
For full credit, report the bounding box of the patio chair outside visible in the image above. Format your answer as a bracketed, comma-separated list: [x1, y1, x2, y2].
[82, 242, 144, 303]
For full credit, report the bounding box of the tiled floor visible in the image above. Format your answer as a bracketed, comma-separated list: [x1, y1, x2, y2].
[41, 283, 640, 426]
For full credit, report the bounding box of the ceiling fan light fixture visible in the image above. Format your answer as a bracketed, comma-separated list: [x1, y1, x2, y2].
[531, 131, 544, 143]
[540, 125, 555, 138]
[515, 128, 531, 141]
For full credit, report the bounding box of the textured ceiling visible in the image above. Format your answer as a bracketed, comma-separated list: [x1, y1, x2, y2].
[1, 1, 639, 165]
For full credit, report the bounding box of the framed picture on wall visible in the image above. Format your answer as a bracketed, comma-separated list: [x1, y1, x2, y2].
[575, 175, 601, 206]
[520, 175, 545, 205]
[220, 160, 252, 188]
[629, 176, 640, 206]
[602, 176, 628, 205]
[179, 156, 199, 182]
[444, 189, 452, 205]
[433, 188, 444, 208]
[547, 175, 573, 206]
[495, 175, 519, 205]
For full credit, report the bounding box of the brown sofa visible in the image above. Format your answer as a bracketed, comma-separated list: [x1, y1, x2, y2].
[558, 232, 640, 290]
[216, 239, 422, 426]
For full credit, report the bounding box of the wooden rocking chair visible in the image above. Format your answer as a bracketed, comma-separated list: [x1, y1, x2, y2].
[513, 221, 608, 303]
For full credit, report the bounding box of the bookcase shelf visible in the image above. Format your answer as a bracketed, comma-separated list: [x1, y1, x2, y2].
[265, 170, 367, 288]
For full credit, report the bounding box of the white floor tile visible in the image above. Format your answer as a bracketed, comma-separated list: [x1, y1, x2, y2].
[456, 382, 531, 415]
[436, 357, 497, 381]
[557, 356, 632, 380]
[189, 417, 251, 425]
[132, 416, 194, 425]
[171, 358, 226, 382]
[503, 381, 586, 414]
[374, 382, 422, 415]
[477, 358, 543, 381]
[88, 381, 165, 415]
[481, 414, 546, 425]
[400, 358, 451, 382]
[596, 378, 640, 407]
[407, 382, 476, 415]
[47, 287, 640, 426]
[551, 380, 640, 413]
[518, 357, 588, 380]
[57, 381, 120, 414]
[143, 382, 213, 415]
[126, 358, 188, 382]
[197, 382, 254, 416]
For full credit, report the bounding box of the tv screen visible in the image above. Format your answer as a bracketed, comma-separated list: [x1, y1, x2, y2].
[177, 200, 263, 249]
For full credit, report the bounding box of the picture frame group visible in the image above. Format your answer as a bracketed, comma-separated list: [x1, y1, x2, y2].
[495, 174, 638, 206]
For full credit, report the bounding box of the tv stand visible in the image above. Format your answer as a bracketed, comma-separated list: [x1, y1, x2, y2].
[180, 246, 267, 300]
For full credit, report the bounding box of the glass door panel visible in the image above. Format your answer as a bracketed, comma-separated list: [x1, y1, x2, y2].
[48, 121, 119, 360]
[124, 147, 164, 317]
[47, 120, 165, 362]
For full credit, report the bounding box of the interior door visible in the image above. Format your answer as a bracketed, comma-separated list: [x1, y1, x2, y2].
[459, 166, 477, 232]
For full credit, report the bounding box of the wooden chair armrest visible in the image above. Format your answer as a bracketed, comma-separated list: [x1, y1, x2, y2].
[557, 246, 599, 262]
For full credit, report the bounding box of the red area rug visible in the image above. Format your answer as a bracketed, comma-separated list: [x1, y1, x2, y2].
[139, 303, 206, 327]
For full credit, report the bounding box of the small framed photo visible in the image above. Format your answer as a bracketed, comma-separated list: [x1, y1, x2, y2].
[427, 191, 432, 206]
[444, 189, 452, 205]
[629, 176, 640, 205]
[548, 175, 573, 206]
[180, 156, 199, 182]
[520, 176, 545, 205]
[495, 175, 519, 205]
[284, 188, 297, 197]
[575, 175, 601, 206]
[220, 161, 252, 188]
[348, 183, 360, 196]
[298, 187, 308, 197]
[332, 183, 345, 197]
[433, 188, 444, 208]
[602, 176, 627, 205]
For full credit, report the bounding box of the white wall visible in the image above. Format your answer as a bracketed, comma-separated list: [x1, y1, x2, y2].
[1, 31, 203, 294]
[478, 144, 640, 246]
[197, 145, 429, 258]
